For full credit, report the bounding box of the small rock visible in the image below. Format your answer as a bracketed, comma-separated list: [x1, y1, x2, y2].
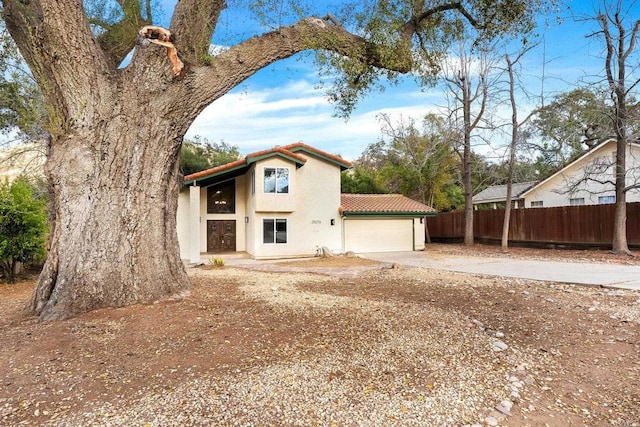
[485, 416, 499, 426]
[495, 331, 505, 338]
[495, 404, 511, 416]
[510, 390, 521, 400]
[493, 341, 508, 352]
[508, 376, 519, 383]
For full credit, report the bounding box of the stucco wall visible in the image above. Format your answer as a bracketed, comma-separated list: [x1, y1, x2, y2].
[177, 190, 191, 260]
[249, 155, 343, 258]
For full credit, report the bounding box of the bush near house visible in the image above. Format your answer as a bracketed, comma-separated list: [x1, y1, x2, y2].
[0, 177, 48, 283]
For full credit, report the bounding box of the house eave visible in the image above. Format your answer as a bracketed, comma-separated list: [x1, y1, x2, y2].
[342, 211, 436, 217]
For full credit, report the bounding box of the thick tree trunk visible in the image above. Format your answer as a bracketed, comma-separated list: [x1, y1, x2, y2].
[29, 112, 190, 321]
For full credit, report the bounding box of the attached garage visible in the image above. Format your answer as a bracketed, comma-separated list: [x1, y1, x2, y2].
[340, 194, 436, 253]
[344, 217, 415, 253]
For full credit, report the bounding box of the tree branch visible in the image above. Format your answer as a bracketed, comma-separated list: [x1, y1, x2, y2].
[96, 0, 152, 67]
[170, 0, 226, 67]
[189, 15, 414, 109]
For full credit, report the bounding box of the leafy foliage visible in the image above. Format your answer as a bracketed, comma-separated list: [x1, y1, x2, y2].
[0, 24, 47, 140]
[0, 177, 48, 283]
[180, 136, 241, 175]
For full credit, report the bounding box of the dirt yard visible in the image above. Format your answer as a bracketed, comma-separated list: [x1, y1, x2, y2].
[1, 245, 639, 426]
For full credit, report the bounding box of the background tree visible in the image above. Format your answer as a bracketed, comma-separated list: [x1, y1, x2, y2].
[0, 23, 47, 141]
[378, 113, 459, 210]
[442, 37, 499, 245]
[0, 177, 48, 283]
[180, 136, 241, 176]
[1, 1, 549, 321]
[501, 48, 536, 249]
[528, 87, 618, 168]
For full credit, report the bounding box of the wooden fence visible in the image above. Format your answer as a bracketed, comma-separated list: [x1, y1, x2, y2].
[426, 202, 640, 248]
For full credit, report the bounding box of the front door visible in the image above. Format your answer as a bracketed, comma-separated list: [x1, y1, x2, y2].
[207, 220, 236, 252]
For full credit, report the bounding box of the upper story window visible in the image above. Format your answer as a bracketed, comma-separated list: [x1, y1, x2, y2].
[264, 167, 289, 194]
[207, 181, 235, 214]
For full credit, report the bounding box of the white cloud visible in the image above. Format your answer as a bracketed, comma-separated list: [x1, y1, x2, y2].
[186, 80, 434, 160]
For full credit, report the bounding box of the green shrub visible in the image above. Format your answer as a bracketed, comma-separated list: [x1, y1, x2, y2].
[0, 176, 48, 283]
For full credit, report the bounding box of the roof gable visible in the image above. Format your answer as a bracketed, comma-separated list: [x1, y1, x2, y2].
[183, 142, 350, 186]
[341, 194, 436, 216]
[519, 138, 640, 199]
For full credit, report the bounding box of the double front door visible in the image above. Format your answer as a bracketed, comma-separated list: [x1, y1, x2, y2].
[207, 220, 236, 252]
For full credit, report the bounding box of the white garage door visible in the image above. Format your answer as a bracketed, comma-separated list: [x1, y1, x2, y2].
[344, 218, 413, 253]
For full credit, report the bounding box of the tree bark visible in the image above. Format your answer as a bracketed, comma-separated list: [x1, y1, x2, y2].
[29, 107, 190, 320]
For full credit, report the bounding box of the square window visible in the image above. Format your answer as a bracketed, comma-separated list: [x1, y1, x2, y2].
[264, 167, 289, 193]
[263, 218, 287, 244]
[207, 181, 235, 214]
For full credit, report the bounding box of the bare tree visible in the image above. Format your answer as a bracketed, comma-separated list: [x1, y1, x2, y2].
[561, 1, 640, 254]
[442, 38, 500, 245]
[501, 46, 537, 250]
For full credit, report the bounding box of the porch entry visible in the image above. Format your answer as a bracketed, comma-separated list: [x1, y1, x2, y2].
[207, 220, 236, 252]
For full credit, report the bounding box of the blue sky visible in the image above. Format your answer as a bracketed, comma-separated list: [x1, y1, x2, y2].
[160, 1, 638, 160]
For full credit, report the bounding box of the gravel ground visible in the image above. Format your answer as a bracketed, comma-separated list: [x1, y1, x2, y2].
[1, 256, 639, 426]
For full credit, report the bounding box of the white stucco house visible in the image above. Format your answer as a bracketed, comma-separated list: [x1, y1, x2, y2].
[519, 139, 640, 208]
[177, 142, 435, 262]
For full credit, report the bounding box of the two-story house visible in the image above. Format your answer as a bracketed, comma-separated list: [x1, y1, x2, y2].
[177, 142, 435, 262]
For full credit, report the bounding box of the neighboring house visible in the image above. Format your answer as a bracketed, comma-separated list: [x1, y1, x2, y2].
[520, 139, 640, 208]
[472, 181, 537, 210]
[177, 142, 435, 262]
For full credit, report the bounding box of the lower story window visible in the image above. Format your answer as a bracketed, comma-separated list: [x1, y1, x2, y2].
[263, 218, 287, 244]
[598, 195, 616, 204]
[531, 200, 543, 207]
[569, 197, 585, 206]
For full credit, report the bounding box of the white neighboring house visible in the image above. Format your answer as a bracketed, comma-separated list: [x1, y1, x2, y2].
[177, 142, 435, 263]
[520, 139, 640, 208]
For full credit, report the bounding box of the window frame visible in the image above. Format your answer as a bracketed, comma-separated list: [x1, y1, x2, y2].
[263, 218, 287, 244]
[598, 195, 616, 204]
[569, 197, 585, 206]
[263, 167, 290, 194]
[530, 200, 544, 208]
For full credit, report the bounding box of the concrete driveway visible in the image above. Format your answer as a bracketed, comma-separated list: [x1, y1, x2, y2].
[362, 251, 640, 291]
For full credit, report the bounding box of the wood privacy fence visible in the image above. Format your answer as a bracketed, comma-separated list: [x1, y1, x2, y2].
[426, 202, 640, 248]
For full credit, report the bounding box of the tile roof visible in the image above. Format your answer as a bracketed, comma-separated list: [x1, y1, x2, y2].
[472, 181, 537, 204]
[341, 194, 436, 215]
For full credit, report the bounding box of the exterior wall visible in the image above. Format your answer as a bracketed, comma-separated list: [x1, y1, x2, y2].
[343, 217, 415, 253]
[249, 155, 343, 258]
[523, 142, 640, 208]
[414, 218, 426, 250]
[177, 190, 191, 260]
[253, 158, 296, 213]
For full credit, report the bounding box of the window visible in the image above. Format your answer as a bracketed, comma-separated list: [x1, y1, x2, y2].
[207, 181, 235, 214]
[263, 219, 287, 244]
[531, 201, 543, 208]
[598, 195, 616, 204]
[264, 167, 289, 193]
[569, 198, 585, 206]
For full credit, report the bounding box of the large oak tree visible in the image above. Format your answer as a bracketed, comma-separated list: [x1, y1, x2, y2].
[1, 0, 545, 320]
